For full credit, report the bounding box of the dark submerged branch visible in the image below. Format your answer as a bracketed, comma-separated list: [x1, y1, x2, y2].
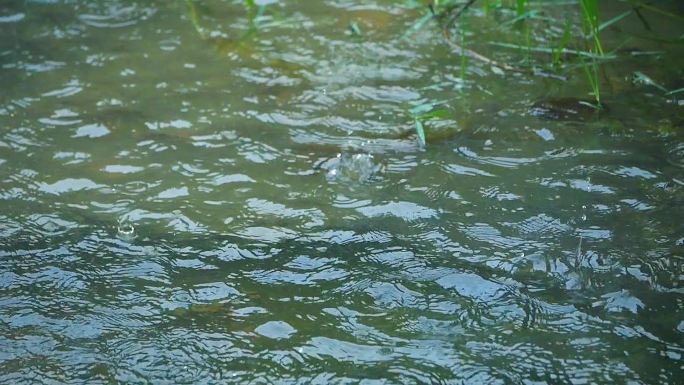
[442, 0, 479, 33]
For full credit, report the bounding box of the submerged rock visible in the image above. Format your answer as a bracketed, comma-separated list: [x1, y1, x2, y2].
[529, 97, 606, 121]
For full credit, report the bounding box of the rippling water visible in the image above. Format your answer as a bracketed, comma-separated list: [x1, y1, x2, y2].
[1, 1, 683, 384]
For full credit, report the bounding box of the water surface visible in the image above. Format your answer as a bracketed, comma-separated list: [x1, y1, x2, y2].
[1, 1, 683, 384]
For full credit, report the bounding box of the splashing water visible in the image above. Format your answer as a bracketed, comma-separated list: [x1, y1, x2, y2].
[322, 152, 379, 184]
[116, 216, 136, 241]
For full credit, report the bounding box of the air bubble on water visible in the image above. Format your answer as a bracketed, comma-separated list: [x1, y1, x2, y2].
[117, 217, 136, 241]
[579, 204, 588, 222]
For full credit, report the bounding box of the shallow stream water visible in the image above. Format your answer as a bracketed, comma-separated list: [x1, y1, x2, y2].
[1, 1, 683, 384]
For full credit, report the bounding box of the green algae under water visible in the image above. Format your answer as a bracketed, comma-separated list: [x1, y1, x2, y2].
[0, 1, 683, 384]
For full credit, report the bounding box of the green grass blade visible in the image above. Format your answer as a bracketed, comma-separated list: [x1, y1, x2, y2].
[498, 10, 538, 28]
[623, 0, 684, 22]
[516, 0, 527, 17]
[580, 0, 604, 55]
[598, 9, 631, 32]
[553, 20, 572, 66]
[489, 42, 615, 59]
[415, 118, 426, 147]
[402, 11, 434, 40]
[581, 57, 601, 105]
[185, 0, 205, 39]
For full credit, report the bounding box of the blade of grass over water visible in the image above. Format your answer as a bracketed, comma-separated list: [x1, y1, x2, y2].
[489, 42, 615, 60]
[579, 0, 604, 105]
[629, 50, 665, 56]
[622, 0, 684, 22]
[581, 56, 601, 105]
[580, 0, 603, 55]
[185, 0, 205, 38]
[409, 100, 452, 147]
[498, 10, 541, 28]
[552, 20, 572, 67]
[598, 9, 632, 32]
[516, 0, 528, 17]
[402, 11, 434, 40]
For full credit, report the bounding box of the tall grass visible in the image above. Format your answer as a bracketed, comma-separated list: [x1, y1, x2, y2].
[516, 0, 527, 18]
[579, 0, 603, 106]
[579, 0, 603, 55]
[581, 57, 601, 105]
[552, 20, 572, 68]
[472, 0, 607, 104]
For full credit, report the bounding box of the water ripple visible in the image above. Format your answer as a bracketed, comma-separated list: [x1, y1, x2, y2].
[78, 4, 156, 29]
[0, 0, 682, 383]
